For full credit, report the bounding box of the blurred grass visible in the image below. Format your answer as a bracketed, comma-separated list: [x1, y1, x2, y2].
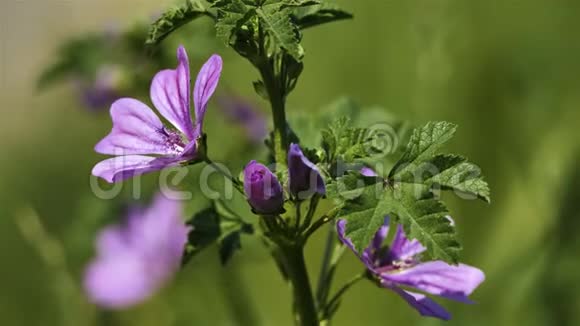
[2, 0, 580, 325]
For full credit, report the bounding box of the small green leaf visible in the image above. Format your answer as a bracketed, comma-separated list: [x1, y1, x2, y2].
[214, 0, 254, 45]
[321, 117, 382, 166]
[257, 4, 303, 59]
[388, 121, 490, 203]
[146, 0, 209, 45]
[389, 121, 457, 179]
[184, 203, 254, 266]
[292, 3, 353, 29]
[253, 80, 269, 99]
[219, 231, 242, 265]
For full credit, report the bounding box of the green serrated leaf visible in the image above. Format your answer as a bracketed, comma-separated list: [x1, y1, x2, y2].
[338, 179, 461, 263]
[389, 121, 457, 179]
[215, 0, 254, 45]
[335, 175, 388, 252]
[184, 204, 254, 265]
[397, 154, 491, 203]
[321, 117, 377, 165]
[146, 0, 209, 45]
[388, 121, 490, 203]
[292, 3, 353, 29]
[257, 4, 303, 59]
[386, 184, 461, 264]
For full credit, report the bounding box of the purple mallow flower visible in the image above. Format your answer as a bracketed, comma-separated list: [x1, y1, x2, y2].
[84, 194, 189, 309]
[288, 143, 325, 199]
[92, 46, 222, 183]
[218, 94, 267, 143]
[243, 160, 284, 214]
[337, 218, 484, 320]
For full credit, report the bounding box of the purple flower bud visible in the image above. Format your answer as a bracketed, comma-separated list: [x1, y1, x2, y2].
[243, 160, 284, 214]
[288, 143, 325, 200]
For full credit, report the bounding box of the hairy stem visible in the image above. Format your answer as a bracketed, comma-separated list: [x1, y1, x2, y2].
[280, 244, 319, 326]
[315, 226, 336, 304]
[320, 273, 365, 322]
[259, 62, 288, 165]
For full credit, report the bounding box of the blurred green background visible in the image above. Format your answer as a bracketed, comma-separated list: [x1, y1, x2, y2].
[2, 0, 580, 325]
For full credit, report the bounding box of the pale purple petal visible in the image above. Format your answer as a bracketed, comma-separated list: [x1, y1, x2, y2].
[84, 252, 158, 309]
[389, 286, 451, 320]
[336, 219, 375, 270]
[382, 261, 485, 303]
[92, 155, 181, 183]
[193, 54, 222, 136]
[84, 194, 188, 309]
[389, 225, 426, 261]
[360, 167, 378, 177]
[96, 225, 130, 254]
[133, 194, 189, 266]
[150, 46, 195, 140]
[95, 98, 178, 156]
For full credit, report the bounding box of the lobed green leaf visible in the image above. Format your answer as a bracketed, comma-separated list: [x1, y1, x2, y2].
[146, 0, 210, 45]
[292, 2, 353, 29]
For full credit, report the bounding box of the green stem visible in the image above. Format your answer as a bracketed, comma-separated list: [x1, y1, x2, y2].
[303, 207, 340, 241]
[280, 244, 319, 326]
[301, 195, 320, 232]
[321, 273, 365, 321]
[204, 157, 244, 194]
[315, 226, 336, 304]
[259, 62, 288, 165]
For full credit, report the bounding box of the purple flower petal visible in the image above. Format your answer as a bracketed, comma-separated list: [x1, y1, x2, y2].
[95, 98, 181, 156]
[150, 46, 195, 140]
[288, 143, 325, 199]
[84, 195, 187, 309]
[360, 167, 378, 177]
[389, 225, 426, 262]
[363, 217, 390, 261]
[193, 54, 222, 136]
[336, 219, 375, 270]
[389, 286, 451, 320]
[382, 261, 485, 303]
[84, 251, 157, 309]
[131, 194, 190, 265]
[92, 155, 181, 183]
[96, 225, 131, 254]
[243, 160, 284, 214]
